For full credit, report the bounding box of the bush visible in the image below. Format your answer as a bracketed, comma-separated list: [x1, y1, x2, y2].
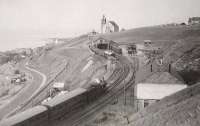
[14, 69, 20, 74]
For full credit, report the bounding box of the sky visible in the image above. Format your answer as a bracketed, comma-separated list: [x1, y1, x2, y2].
[0, 0, 200, 51]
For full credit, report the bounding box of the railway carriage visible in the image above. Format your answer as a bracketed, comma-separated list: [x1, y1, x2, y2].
[0, 106, 48, 126]
[0, 85, 107, 126]
[86, 79, 107, 103]
[109, 44, 122, 55]
[41, 88, 87, 121]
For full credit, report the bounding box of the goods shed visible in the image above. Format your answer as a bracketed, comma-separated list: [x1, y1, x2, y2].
[92, 37, 118, 50]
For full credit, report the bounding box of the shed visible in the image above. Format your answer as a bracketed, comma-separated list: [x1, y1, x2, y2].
[53, 82, 65, 91]
[134, 83, 187, 110]
[92, 37, 118, 50]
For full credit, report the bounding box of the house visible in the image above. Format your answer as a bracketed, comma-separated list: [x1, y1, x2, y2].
[188, 17, 200, 25]
[144, 40, 152, 47]
[53, 82, 65, 91]
[134, 83, 187, 111]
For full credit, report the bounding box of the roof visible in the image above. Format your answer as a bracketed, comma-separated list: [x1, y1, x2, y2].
[142, 72, 184, 84]
[0, 106, 47, 126]
[42, 88, 86, 107]
[93, 37, 118, 46]
[53, 82, 65, 89]
[136, 83, 187, 100]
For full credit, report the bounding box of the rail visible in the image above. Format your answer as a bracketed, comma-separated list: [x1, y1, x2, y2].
[68, 56, 135, 126]
[5, 61, 69, 118]
[57, 47, 135, 126]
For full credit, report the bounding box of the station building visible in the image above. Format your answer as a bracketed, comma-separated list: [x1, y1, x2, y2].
[91, 37, 119, 50]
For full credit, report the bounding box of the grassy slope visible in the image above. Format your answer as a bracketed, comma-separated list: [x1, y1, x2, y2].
[100, 25, 200, 42]
[30, 35, 90, 75]
[101, 25, 200, 85]
[0, 53, 9, 65]
[30, 35, 108, 91]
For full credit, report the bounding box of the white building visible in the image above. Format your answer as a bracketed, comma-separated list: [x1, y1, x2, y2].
[135, 44, 145, 55]
[101, 15, 119, 33]
[134, 83, 187, 111]
[53, 82, 65, 91]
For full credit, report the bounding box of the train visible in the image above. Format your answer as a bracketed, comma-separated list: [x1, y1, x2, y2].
[0, 81, 107, 126]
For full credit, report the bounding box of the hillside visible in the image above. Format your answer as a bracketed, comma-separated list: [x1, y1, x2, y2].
[100, 25, 200, 43]
[100, 25, 200, 85]
[0, 52, 9, 65]
[27, 25, 200, 126]
[30, 34, 108, 91]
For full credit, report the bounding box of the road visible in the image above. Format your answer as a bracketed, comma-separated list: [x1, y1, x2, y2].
[0, 62, 47, 119]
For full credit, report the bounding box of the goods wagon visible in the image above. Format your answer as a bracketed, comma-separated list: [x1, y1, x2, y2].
[86, 82, 107, 103]
[0, 84, 107, 126]
[109, 45, 122, 55]
[0, 105, 48, 126]
[104, 50, 115, 57]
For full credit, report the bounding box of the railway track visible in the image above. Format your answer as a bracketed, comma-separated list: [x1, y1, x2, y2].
[52, 55, 135, 126]
[71, 56, 133, 126]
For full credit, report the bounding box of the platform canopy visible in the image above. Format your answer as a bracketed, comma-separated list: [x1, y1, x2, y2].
[136, 83, 187, 100]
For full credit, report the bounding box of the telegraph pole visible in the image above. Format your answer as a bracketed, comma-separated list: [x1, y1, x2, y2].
[124, 79, 126, 105]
